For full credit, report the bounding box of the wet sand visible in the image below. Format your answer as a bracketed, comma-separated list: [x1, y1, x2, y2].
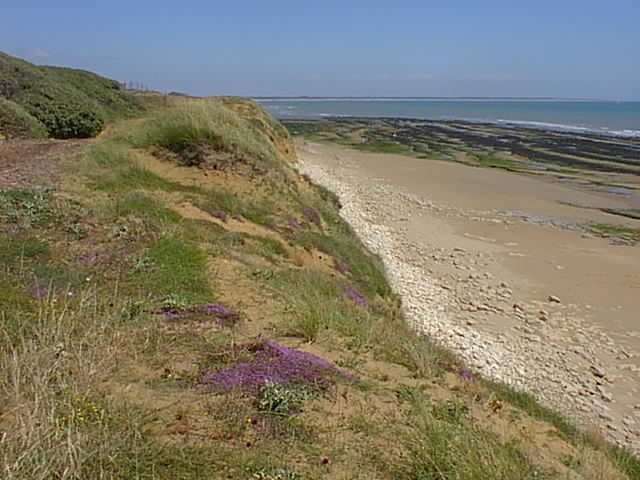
[297, 139, 640, 451]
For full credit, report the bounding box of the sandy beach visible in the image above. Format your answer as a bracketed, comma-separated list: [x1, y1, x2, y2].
[297, 139, 640, 452]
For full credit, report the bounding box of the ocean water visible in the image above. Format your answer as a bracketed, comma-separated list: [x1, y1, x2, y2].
[257, 99, 640, 138]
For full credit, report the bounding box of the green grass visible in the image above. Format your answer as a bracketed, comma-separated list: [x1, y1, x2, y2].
[590, 223, 640, 242]
[473, 152, 520, 171]
[482, 379, 580, 440]
[112, 192, 183, 225]
[134, 235, 211, 302]
[81, 142, 201, 193]
[397, 391, 539, 480]
[0, 280, 35, 315]
[91, 164, 201, 193]
[0, 188, 55, 228]
[0, 97, 47, 139]
[483, 380, 640, 477]
[293, 230, 390, 299]
[269, 268, 369, 343]
[0, 234, 49, 267]
[353, 140, 413, 154]
[196, 187, 275, 226]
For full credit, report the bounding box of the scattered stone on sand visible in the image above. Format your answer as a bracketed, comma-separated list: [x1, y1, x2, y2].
[297, 142, 640, 453]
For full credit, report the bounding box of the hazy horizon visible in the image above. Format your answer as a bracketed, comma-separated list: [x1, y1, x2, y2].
[3, 1, 639, 101]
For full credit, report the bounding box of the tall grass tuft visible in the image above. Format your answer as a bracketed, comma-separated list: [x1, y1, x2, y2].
[398, 391, 538, 479]
[124, 99, 284, 171]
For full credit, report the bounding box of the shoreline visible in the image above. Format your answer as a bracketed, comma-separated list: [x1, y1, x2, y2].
[265, 112, 640, 140]
[297, 139, 640, 453]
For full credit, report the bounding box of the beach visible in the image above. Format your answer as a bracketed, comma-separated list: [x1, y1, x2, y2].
[297, 139, 640, 452]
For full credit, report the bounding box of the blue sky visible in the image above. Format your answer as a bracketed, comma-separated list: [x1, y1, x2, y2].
[2, 1, 639, 99]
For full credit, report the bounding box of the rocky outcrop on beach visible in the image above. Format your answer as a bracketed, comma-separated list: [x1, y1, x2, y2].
[298, 142, 640, 453]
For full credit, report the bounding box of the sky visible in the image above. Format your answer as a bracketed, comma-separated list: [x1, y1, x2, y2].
[2, 1, 639, 100]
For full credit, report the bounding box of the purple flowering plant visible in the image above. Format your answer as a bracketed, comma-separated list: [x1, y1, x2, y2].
[207, 209, 228, 222]
[288, 215, 302, 229]
[302, 207, 322, 227]
[344, 285, 367, 306]
[154, 300, 239, 326]
[202, 338, 351, 396]
[334, 261, 350, 275]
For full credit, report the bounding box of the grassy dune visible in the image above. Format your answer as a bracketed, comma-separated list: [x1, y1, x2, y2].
[1, 97, 639, 479]
[0, 51, 141, 139]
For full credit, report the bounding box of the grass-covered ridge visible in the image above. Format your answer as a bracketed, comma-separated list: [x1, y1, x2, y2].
[0, 51, 141, 139]
[1, 94, 638, 479]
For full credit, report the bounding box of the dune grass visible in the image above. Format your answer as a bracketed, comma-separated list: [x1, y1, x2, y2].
[398, 390, 537, 480]
[123, 99, 284, 169]
[196, 187, 275, 226]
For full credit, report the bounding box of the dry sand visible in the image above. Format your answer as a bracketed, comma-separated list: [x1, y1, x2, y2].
[297, 139, 640, 452]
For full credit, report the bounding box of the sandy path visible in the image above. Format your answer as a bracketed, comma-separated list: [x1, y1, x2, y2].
[297, 140, 640, 452]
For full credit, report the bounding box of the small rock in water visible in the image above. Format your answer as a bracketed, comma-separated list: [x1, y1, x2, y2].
[548, 295, 561, 303]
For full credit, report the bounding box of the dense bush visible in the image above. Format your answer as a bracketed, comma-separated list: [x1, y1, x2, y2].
[20, 91, 105, 138]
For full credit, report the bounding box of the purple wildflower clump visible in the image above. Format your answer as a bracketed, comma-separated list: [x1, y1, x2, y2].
[153, 305, 186, 321]
[153, 302, 239, 325]
[345, 285, 367, 306]
[458, 368, 474, 381]
[335, 261, 350, 275]
[288, 215, 302, 229]
[78, 250, 100, 266]
[202, 338, 349, 393]
[199, 303, 239, 326]
[207, 209, 227, 222]
[303, 207, 322, 227]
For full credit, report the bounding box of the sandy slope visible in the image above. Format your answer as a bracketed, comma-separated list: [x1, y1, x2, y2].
[297, 139, 640, 452]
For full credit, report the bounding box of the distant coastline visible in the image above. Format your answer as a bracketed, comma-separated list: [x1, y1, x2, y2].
[258, 98, 640, 138]
[255, 97, 624, 103]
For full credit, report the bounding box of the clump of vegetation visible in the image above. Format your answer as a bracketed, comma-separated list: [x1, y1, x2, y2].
[401, 394, 537, 479]
[473, 152, 520, 171]
[134, 235, 211, 302]
[590, 223, 640, 243]
[125, 99, 285, 172]
[0, 188, 55, 228]
[203, 338, 349, 394]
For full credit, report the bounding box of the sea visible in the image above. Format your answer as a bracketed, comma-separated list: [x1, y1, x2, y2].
[257, 98, 640, 138]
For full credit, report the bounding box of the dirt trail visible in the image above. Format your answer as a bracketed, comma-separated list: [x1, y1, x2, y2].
[297, 139, 640, 452]
[0, 139, 87, 188]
